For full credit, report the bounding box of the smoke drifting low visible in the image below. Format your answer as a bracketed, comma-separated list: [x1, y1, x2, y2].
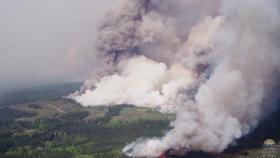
[73, 55, 194, 112]
[71, 0, 280, 157]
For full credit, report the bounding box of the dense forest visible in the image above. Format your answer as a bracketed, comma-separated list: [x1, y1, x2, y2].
[0, 83, 173, 158]
[0, 104, 172, 158]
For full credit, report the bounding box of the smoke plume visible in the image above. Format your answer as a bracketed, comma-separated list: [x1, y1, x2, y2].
[71, 0, 280, 157]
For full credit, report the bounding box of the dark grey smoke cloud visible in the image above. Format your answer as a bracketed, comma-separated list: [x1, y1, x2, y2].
[0, 0, 115, 91]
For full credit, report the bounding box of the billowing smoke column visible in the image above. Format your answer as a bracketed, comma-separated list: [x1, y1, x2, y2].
[71, 0, 220, 112]
[70, 0, 280, 157]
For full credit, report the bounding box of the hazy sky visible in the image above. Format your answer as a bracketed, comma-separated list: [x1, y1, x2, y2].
[0, 0, 115, 91]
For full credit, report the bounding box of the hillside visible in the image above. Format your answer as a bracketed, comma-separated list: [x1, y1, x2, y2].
[0, 99, 174, 158]
[0, 83, 279, 158]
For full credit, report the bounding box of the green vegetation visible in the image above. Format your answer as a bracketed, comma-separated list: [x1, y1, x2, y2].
[0, 100, 173, 158]
[0, 83, 279, 158]
[0, 82, 82, 106]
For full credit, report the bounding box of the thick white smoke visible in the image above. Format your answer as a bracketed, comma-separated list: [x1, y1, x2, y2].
[71, 0, 280, 157]
[71, 0, 221, 111]
[73, 55, 194, 112]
